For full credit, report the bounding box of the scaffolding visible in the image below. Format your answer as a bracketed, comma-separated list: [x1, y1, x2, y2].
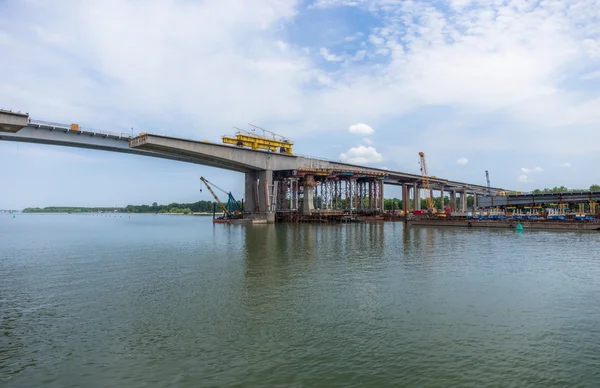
[272, 168, 386, 222]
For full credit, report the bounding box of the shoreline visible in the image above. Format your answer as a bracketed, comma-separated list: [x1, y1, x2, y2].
[17, 212, 215, 216]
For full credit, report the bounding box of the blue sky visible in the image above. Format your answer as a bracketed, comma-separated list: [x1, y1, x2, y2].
[1, 0, 599, 209]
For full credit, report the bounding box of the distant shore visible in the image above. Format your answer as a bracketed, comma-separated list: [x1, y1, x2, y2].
[18, 211, 215, 216]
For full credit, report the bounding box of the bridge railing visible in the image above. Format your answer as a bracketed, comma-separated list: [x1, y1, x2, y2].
[29, 120, 134, 139]
[30, 119, 70, 129]
[79, 126, 133, 139]
[296, 153, 344, 164]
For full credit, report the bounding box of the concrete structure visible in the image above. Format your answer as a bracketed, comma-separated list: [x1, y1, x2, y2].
[1, 111, 506, 222]
[0, 109, 28, 133]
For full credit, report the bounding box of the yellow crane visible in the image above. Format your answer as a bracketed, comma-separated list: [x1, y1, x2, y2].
[200, 176, 239, 218]
[222, 124, 294, 154]
[418, 152, 435, 212]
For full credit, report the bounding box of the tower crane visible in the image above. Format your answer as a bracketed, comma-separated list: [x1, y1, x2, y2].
[199, 177, 240, 218]
[418, 152, 435, 212]
[485, 170, 492, 196]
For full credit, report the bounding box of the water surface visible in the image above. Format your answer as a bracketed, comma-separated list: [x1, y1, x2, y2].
[1, 214, 599, 387]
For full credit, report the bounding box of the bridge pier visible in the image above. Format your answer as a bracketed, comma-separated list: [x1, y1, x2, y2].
[450, 190, 457, 212]
[413, 182, 420, 211]
[245, 169, 274, 223]
[302, 175, 316, 215]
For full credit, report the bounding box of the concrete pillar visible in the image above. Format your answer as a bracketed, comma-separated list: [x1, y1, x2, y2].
[462, 189, 467, 212]
[402, 183, 409, 214]
[439, 185, 445, 210]
[429, 188, 434, 210]
[451, 190, 457, 212]
[244, 169, 274, 222]
[413, 182, 420, 211]
[258, 170, 273, 214]
[245, 171, 259, 213]
[302, 175, 315, 215]
[380, 181, 385, 211]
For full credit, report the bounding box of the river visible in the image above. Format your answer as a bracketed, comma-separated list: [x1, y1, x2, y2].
[1, 214, 599, 387]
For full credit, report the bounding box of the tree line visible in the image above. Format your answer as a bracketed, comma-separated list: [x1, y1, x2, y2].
[124, 200, 240, 214]
[532, 185, 600, 194]
[23, 207, 123, 213]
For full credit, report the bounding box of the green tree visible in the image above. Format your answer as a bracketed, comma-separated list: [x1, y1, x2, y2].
[591, 184, 600, 191]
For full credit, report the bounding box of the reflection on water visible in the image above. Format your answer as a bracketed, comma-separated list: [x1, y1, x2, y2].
[1, 214, 600, 387]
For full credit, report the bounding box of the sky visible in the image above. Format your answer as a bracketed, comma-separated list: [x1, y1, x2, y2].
[1, 0, 599, 209]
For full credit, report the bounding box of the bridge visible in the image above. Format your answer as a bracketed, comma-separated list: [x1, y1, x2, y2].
[1, 109, 505, 222]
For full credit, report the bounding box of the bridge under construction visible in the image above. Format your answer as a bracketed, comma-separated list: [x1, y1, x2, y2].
[1, 109, 505, 223]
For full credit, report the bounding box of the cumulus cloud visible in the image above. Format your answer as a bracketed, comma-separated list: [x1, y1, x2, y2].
[456, 157, 468, 166]
[348, 123, 374, 135]
[518, 175, 531, 183]
[361, 137, 374, 145]
[319, 47, 343, 62]
[559, 162, 572, 167]
[521, 167, 543, 174]
[340, 145, 383, 164]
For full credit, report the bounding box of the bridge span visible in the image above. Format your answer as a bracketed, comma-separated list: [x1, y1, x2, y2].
[1, 109, 506, 222]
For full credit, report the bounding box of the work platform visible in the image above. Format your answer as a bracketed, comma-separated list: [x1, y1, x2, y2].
[478, 192, 600, 207]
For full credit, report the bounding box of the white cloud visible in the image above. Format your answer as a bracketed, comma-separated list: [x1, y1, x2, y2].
[559, 162, 572, 167]
[521, 167, 543, 174]
[0, 0, 310, 136]
[1, 0, 600, 170]
[361, 137, 374, 145]
[340, 145, 383, 164]
[456, 157, 468, 165]
[319, 47, 343, 62]
[348, 123, 374, 135]
[518, 174, 531, 183]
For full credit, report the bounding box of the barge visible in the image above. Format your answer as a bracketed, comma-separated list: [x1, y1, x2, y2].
[408, 217, 600, 231]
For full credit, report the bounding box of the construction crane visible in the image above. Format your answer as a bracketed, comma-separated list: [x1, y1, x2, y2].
[222, 124, 294, 155]
[418, 152, 435, 212]
[199, 177, 240, 218]
[485, 170, 492, 196]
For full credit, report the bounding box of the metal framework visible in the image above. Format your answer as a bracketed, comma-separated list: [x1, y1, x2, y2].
[272, 169, 385, 219]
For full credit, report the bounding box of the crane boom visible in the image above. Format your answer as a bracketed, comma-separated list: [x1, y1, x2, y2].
[200, 176, 231, 216]
[485, 170, 491, 196]
[418, 152, 435, 212]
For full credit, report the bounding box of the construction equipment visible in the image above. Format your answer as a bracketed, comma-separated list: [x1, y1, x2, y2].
[418, 152, 435, 212]
[199, 177, 241, 218]
[222, 124, 294, 154]
[485, 170, 491, 196]
[590, 200, 598, 215]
